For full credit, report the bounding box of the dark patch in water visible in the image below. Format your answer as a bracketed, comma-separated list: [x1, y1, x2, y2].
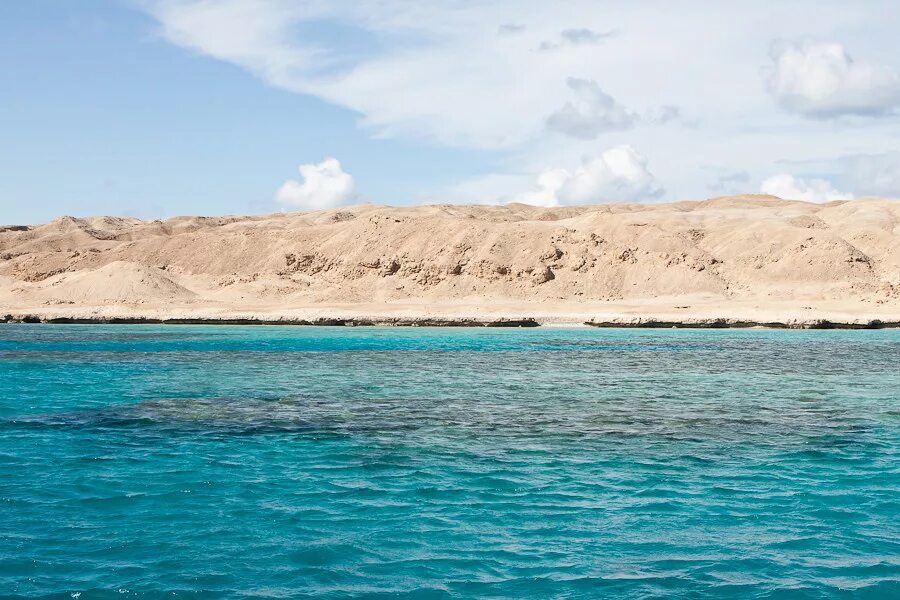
[3, 394, 880, 450]
[9, 397, 320, 436]
[533, 339, 718, 351]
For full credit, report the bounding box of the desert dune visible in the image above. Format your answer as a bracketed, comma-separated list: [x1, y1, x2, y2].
[2, 195, 899, 327]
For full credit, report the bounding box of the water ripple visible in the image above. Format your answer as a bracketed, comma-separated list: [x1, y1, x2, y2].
[0, 326, 898, 598]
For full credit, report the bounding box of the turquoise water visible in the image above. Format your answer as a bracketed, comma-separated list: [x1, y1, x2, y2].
[1, 325, 898, 599]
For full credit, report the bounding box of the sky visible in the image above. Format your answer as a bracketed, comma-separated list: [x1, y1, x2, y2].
[2, 0, 900, 224]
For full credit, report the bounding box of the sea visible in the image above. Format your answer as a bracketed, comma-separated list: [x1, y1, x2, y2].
[1, 325, 898, 599]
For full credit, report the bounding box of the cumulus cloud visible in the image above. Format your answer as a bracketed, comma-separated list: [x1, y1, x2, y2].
[275, 158, 355, 210]
[766, 41, 900, 118]
[517, 145, 663, 206]
[546, 78, 637, 139]
[138, 1, 900, 202]
[760, 173, 852, 203]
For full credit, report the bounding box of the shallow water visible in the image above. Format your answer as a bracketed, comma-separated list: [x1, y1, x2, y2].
[1, 325, 898, 599]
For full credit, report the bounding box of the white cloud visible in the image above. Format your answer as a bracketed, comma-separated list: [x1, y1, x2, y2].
[515, 169, 571, 206]
[760, 173, 852, 203]
[143, 0, 796, 150]
[517, 145, 663, 206]
[539, 28, 615, 50]
[646, 105, 681, 125]
[546, 78, 637, 139]
[275, 158, 355, 210]
[766, 41, 900, 117]
[139, 1, 900, 202]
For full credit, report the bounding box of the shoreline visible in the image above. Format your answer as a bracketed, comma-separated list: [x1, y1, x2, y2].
[4, 313, 899, 329]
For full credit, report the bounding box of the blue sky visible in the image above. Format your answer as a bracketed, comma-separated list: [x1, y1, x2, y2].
[2, 1, 900, 223]
[0, 0, 491, 222]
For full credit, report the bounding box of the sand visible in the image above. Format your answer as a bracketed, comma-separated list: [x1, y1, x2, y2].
[2, 195, 899, 327]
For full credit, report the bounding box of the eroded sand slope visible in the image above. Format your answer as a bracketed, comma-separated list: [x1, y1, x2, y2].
[2, 195, 899, 325]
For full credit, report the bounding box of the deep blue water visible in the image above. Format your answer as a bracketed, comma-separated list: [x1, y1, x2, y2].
[1, 325, 898, 599]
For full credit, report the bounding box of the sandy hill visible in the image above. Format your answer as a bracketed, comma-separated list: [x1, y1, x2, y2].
[2, 195, 899, 326]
